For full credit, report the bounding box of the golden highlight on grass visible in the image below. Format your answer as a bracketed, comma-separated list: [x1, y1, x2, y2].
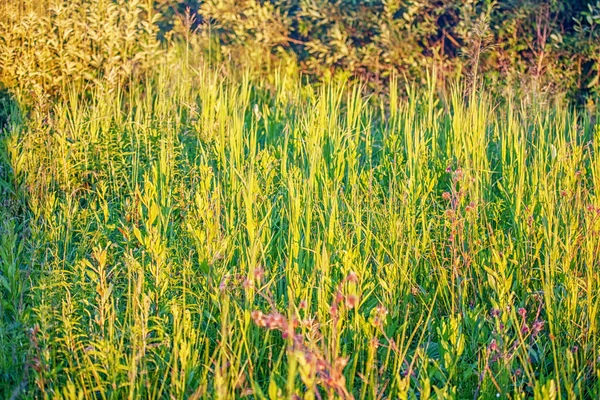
[1, 1, 600, 399]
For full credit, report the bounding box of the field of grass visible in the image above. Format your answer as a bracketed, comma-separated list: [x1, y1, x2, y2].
[1, 4, 600, 399]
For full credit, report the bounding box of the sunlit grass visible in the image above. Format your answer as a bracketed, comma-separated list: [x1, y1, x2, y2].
[1, 7, 600, 399]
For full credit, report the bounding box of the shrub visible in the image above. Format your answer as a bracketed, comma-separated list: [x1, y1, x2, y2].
[195, 0, 600, 98]
[0, 0, 163, 107]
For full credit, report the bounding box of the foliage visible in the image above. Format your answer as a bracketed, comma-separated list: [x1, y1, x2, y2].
[198, 0, 600, 98]
[1, 1, 600, 399]
[0, 0, 163, 107]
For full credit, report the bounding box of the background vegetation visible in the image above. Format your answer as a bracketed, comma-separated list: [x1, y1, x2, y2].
[190, 0, 600, 101]
[1, 0, 600, 399]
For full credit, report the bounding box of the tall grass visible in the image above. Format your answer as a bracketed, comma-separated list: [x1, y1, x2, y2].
[1, 2, 600, 399]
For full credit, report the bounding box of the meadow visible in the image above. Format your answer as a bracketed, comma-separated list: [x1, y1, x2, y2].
[1, 1, 600, 399]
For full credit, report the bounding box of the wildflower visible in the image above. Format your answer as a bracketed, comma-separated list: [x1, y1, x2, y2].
[253, 267, 265, 282]
[243, 278, 253, 290]
[466, 201, 476, 212]
[299, 300, 307, 309]
[442, 192, 451, 201]
[372, 316, 382, 328]
[345, 294, 359, 309]
[454, 168, 464, 181]
[531, 320, 544, 335]
[375, 304, 388, 317]
[251, 311, 265, 327]
[219, 275, 229, 292]
[346, 271, 358, 283]
[335, 357, 349, 369]
[517, 308, 527, 318]
[490, 308, 500, 318]
[270, 313, 285, 329]
[330, 304, 338, 316]
[316, 359, 327, 371]
[302, 317, 317, 329]
[489, 339, 498, 352]
[370, 304, 388, 328]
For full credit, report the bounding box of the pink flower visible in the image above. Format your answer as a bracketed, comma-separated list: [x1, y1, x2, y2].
[345, 294, 359, 309]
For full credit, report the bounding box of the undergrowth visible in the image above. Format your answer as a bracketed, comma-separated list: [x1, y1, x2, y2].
[1, 1, 600, 399]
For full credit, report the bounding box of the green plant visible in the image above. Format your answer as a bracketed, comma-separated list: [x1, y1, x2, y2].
[1, 1, 600, 399]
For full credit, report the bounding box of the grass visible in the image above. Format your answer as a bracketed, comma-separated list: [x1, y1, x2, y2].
[1, 5, 600, 398]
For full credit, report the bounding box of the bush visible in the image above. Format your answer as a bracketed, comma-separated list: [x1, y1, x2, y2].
[0, 0, 163, 107]
[195, 0, 600, 99]
[2, 0, 598, 101]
